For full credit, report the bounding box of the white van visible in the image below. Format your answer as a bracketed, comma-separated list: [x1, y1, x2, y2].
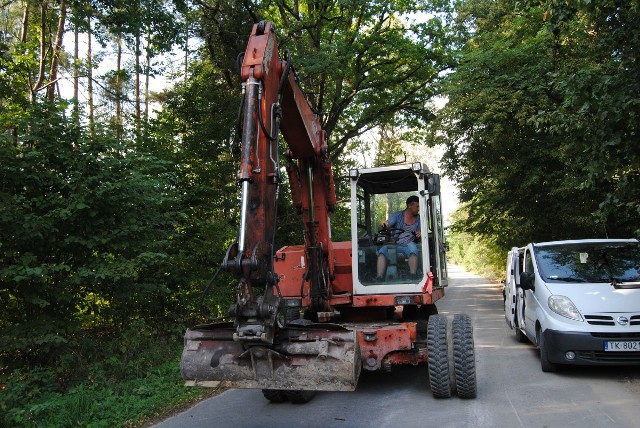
[504, 239, 640, 372]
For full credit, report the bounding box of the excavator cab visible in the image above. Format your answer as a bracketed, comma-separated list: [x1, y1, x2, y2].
[350, 163, 448, 295]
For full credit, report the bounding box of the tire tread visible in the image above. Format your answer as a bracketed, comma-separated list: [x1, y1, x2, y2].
[427, 314, 452, 398]
[452, 313, 477, 398]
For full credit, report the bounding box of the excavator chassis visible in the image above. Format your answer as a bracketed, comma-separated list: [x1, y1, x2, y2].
[181, 322, 361, 391]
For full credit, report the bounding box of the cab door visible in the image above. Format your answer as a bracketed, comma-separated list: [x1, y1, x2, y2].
[521, 248, 537, 338]
[504, 248, 520, 328]
[430, 193, 448, 287]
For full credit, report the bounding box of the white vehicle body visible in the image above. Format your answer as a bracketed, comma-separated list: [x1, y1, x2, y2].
[504, 239, 640, 371]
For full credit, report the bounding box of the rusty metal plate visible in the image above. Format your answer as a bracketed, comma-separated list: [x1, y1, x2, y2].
[181, 323, 361, 391]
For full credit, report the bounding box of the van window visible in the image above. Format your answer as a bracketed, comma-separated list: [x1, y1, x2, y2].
[534, 242, 640, 283]
[524, 250, 534, 273]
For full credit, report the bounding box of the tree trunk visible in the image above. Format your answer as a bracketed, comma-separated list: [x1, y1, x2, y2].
[135, 30, 141, 143]
[184, 19, 188, 86]
[47, 0, 67, 103]
[116, 33, 122, 141]
[19, 2, 29, 44]
[17, 1, 30, 116]
[32, 1, 48, 103]
[144, 28, 151, 124]
[73, 14, 79, 126]
[87, 16, 94, 138]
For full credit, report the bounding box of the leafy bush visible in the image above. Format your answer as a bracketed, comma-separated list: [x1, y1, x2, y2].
[0, 325, 213, 428]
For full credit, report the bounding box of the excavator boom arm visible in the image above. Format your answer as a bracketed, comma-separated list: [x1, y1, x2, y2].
[224, 21, 337, 332]
[181, 22, 360, 392]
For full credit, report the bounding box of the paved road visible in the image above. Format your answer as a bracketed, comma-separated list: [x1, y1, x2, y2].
[156, 265, 640, 428]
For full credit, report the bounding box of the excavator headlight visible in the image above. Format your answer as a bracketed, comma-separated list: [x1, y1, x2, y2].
[411, 163, 422, 172]
[395, 296, 413, 305]
[349, 169, 359, 179]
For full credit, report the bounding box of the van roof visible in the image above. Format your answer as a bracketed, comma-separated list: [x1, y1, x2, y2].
[533, 238, 639, 247]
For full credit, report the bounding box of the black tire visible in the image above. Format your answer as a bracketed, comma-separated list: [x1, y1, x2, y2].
[427, 314, 452, 398]
[284, 390, 317, 404]
[262, 389, 287, 403]
[538, 330, 557, 373]
[452, 313, 477, 399]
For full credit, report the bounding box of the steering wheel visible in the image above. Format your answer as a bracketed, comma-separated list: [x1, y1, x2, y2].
[375, 227, 403, 245]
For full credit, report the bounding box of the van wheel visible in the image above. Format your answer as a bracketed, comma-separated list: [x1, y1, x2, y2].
[452, 313, 477, 399]
[538, 331, 557, 373]
[427, 314, 452, 398]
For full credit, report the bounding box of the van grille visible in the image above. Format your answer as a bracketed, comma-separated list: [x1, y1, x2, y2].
[584, 314, 640, 326]
[584, 315, 615, 326]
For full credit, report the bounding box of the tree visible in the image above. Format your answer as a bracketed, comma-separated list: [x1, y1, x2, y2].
[435, 0, 638, 252]
[140, 0, 183, 124]
[536, 0, 640, 237]
[150, 55, 242, 317]
[195, 0, 456, 162]
[6, 0, 70, 104]
[0, 104, 183, 362]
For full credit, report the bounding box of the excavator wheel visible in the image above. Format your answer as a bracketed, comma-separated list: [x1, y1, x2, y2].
[452, 313, 477, 398]
[427, 314, 452, 398]
[284, 390, 317, 404]
[262, 389, 287, 403]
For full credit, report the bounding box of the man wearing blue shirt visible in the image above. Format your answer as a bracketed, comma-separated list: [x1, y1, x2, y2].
[376, 195, 422, 281]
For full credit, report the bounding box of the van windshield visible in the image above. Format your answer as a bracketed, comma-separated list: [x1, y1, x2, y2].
[534, 242, 640, 284]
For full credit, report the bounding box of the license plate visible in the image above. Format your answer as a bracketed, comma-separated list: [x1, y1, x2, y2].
[604, 341, 640, 351]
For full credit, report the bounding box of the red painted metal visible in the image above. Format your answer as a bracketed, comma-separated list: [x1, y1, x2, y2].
[353, 322, 428, 371]
[275, 242, 444, 309]
[182, 21, 449, 393]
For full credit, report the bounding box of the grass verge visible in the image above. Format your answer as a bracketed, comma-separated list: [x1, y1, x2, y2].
[1, 325, 224, 427]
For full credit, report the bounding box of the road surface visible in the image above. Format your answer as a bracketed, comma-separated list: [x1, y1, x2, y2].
[156, 265, 640, 428]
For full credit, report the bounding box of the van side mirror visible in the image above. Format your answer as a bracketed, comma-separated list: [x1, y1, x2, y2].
[520, 271, 535, 291]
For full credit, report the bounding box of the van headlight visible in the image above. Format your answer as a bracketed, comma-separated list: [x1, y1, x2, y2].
[548, 295, 583, 321]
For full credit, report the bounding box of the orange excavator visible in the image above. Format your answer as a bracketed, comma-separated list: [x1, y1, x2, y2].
[181, 21, 477, 402]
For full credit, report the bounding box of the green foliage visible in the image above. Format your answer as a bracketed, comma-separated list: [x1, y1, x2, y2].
[447, 208, 504, 279]
[151, 56, 242, 320]
[0, 104, 184, 363]
[197, 0, 456, 161]
[1, 3, 215, 423]
[0, 324, 212, 428]
[535, 0, 640, 237]
[436, 0, 640, 256]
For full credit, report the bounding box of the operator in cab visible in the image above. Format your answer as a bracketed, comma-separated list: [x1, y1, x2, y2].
[376, 195, 422, 281]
